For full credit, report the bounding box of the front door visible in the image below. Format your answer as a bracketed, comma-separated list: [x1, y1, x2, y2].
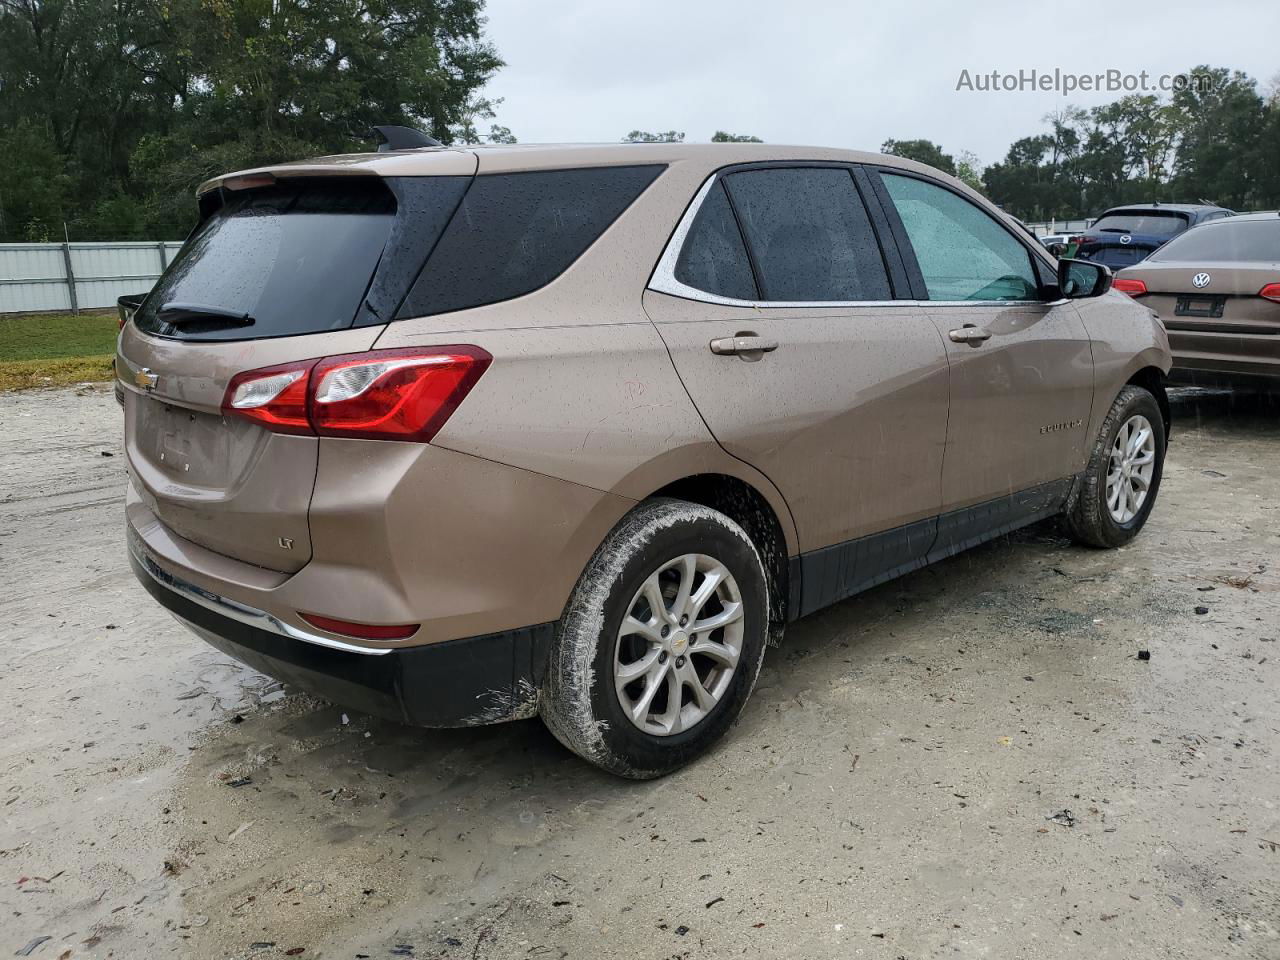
[645, 165, 950, 613]
[872, 170, 1095, 547]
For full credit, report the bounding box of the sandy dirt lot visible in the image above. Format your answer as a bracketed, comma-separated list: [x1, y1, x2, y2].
[2, 385, 1278, 960]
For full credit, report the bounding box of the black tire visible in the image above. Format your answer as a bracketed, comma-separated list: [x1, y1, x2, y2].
[540, 498, 769, 779]
[1065, 384, 1166, 548]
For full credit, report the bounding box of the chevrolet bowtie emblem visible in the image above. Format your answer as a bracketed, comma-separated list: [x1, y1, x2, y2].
[134, 367, 159, 391]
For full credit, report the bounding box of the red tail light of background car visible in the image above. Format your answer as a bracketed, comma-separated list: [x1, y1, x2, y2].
[1112, 277, 1148, 297]
[222, 346, 492, 442]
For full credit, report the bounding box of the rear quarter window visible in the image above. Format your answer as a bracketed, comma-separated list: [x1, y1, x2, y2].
[398, 165, 665, 318]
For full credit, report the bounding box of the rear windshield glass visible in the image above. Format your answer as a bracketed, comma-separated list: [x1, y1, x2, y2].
[1089, 213, 1188, 237]
[1150, 219, 1280, 263]
[135, 179, 397, 341]
[398, 165, 664, 318]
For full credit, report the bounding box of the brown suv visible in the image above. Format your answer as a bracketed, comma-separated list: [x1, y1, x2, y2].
[120, 142, 1172, 777]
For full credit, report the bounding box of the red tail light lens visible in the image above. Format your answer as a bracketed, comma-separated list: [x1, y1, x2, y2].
[310, 347, 491, 441]
[1112, 277, 1148, 297]
[1259, 283, 1280, 303]
[220, 346, 490, 442]
[223, 360, 316, 434]
[299, 612, 419, 641]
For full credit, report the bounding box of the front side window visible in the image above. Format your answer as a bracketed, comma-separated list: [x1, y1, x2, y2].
[673, 180, 758, 300]
[722, 167, 891, 302]
[882, 174, 1039, 301]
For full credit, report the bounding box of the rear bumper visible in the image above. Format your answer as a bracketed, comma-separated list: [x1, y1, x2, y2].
[130, 539, 553, 727]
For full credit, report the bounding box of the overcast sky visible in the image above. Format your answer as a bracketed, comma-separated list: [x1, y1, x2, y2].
[479, 0, 1280, 166]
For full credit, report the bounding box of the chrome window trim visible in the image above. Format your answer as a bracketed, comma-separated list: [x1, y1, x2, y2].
[648, 172, 1060, 310]
[129, 536, 393, 656]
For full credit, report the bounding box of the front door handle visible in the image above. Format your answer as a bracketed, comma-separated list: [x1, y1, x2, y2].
[709, 334, 779, 359]
[948, 325, 992, 345]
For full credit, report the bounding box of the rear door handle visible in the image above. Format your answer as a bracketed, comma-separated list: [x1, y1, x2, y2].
[709, 334, 779, 358]
[948, 325, 992, 345]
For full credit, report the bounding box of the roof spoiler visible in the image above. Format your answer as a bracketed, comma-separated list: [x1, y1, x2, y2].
[372, 125, 442, 152]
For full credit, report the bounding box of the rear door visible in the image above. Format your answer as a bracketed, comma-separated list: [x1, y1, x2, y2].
[118, 172, 471, 571]
[871, 169, 1094, 533]
[645, 164, 950, 611]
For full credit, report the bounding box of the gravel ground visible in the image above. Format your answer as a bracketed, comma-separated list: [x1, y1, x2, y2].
[1, 384, 1278, 960]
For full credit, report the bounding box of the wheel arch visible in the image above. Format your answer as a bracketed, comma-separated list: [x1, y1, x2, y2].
[1124, 365, 1171, 441]
[645, 473, 794, 629]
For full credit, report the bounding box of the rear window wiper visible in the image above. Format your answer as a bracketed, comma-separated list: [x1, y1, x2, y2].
[158, 302, 255, 328]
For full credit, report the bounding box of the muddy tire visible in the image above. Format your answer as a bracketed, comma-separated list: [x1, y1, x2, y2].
[540, 499, 769, 779]
[1066, 385, 1166, 548]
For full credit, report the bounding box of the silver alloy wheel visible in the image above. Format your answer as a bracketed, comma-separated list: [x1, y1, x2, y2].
[1106, 413, 1156, 524]
[614, 553, 745, 737]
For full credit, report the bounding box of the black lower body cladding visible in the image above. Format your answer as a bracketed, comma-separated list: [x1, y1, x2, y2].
[130, 550, 553, 728]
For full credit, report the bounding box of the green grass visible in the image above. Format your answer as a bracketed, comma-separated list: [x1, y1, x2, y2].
[0, 309, 118, 362]
[0, 310, 118, 391]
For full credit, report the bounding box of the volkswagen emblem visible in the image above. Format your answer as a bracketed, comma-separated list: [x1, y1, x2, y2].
[134, 367, 159, 391]
[1192, 272, 1211, 288]
[1119, 235, 1132, 245]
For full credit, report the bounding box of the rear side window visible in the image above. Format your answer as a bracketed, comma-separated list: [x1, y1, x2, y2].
[1150, 219, 1280, 263]
[136, 179, 400, 341]
[882, 173, 1039, 301]
[723, 167, 891, 301]
[1090, 212, 1188, 237]
[399, 165, 664, 318]
[674, 181, 758, 300]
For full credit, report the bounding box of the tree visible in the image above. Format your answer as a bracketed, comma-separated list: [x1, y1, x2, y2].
[1170, 67, 1266, 208]
[711, 131, 762, 142]
[880, 139, 956, 176]
[0, 121, 72, 241]
[0, 0, 504, 239]
[623, 130, 685, 143]
[954, 150, 984, 193]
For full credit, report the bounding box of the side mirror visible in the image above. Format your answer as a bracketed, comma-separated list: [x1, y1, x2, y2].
[1058, 258, 1113, 299]
[1046, 242, 1066, 258]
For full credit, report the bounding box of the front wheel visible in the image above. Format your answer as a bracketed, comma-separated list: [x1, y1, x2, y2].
[1066, 384, 1166, 548]
[540, 499, 770, 779]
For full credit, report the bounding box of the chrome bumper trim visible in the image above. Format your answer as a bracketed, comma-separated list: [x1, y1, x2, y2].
[129, 535, 392, 657]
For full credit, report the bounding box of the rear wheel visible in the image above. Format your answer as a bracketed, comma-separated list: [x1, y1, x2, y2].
[1066, 385, 1166, 548]
[540, 499, 769, 779]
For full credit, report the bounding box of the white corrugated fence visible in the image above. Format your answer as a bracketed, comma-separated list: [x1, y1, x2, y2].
[0, 242, 182, 314]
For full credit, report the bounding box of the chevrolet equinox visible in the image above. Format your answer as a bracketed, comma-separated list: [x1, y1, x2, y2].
[120, 141, 1172, 778]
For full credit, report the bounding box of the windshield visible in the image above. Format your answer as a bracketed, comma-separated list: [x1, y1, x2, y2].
[135, 179, 398, 341]
[1089, 212, 1188, 237]
[1150, 218, 1280, 263]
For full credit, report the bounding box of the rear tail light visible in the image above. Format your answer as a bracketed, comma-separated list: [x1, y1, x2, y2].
[299, 613, 419, 641]
[221, 346, 491, 442]
[1259, 283, 1280, 303]
[224, 362, 315, 435]
[1112, 277, 1148, 297]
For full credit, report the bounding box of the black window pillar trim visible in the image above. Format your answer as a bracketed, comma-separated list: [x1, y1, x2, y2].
[717, 178, 766, 301]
